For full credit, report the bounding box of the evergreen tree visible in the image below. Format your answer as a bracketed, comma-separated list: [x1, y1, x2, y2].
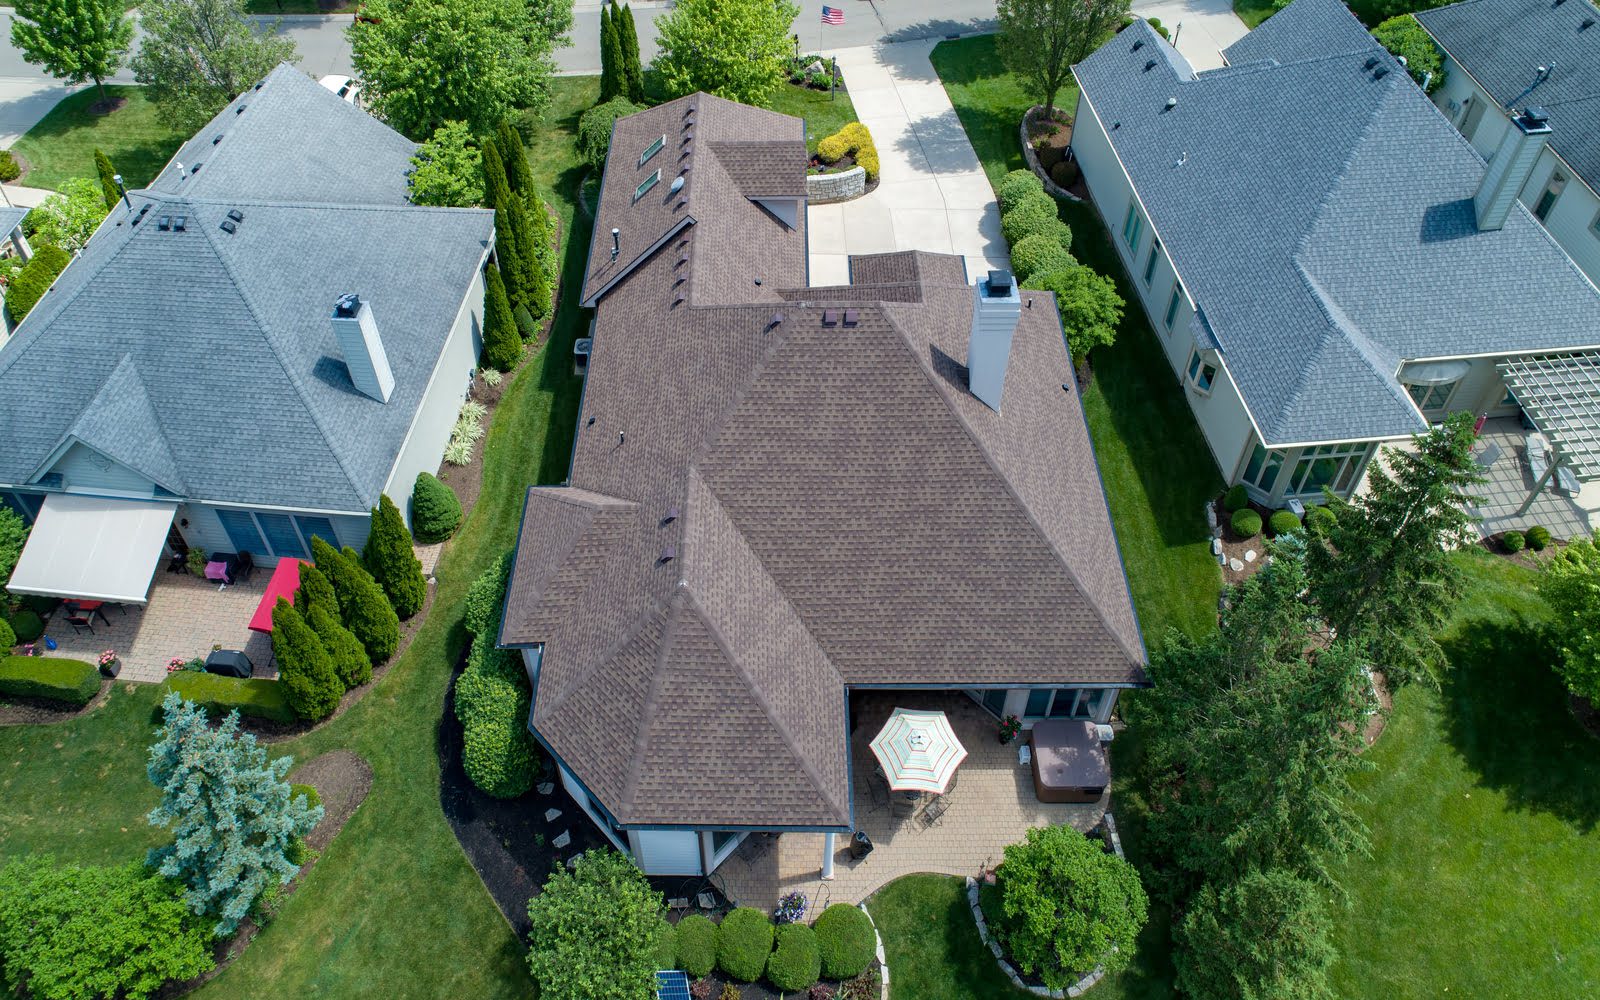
[1174, 868, 1337, 1000]
[294, 562, 338, 619]
[501, 191, 543, 321]
[309, 536, 400, 665]
[619, 4, 644, 103]
[496, 119, 535, 208]
[481, 264, 523, 370]
[270, 598, 341, 720]
[306, 602, 371, 691]
[145, 692, 323, 935]
[1306, 411, 1482, 688]
[483, 141, 529, 307]
[362, 493, 427, 619]
[94, 148, 120, 211]
[599, 2, 621, 102]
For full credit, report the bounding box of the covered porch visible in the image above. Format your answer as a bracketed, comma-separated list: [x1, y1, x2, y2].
[715, 691, 1107, 911]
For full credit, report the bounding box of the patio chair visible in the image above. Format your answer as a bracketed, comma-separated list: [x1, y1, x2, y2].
[863, 774, 889, 814]
[891, 793, 918, 819]
[1474, 442, 1501, 471]
[63, 611, 94, 635]
[919, 795, 951, 829]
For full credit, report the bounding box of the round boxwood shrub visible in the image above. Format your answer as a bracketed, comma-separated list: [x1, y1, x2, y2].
[716, 907, 774, 982]
[676, 913, 717, 977]
[1010, 232, 1075, 284]
[9, 609, 43, 644]
[1001, 192, 1060, 247]
[1305, 504, 1336, 537]
[813, 903, 874, 980]
[766, 922, 821, 992]
[0, 618, 13, 651]
[1502, 530, 1526, 553]
[997, 169, 1044, 214]
[652, 917, 678, 971]
[1231, 508, 1262, 539]
[1223, 484, 1249, 512]
[1527, 525, 1552, 551]
[412, 471, 463, 543]
[290, 783, 322, 810]
[1268, 510, 1302, 536]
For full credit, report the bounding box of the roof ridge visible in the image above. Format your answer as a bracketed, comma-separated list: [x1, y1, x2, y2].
[538, 596, 670, 719]
[128, 191, 495, 216]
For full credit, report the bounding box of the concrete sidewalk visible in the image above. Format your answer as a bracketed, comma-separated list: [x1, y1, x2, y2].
[808, 39, 1008, 287]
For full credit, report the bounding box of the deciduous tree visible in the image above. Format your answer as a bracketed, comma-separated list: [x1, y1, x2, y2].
[1024, 263, 1123, 363]
[30, 177, 108, 252]
[1372, 14, 1445, 93]
[654, 0, 800, 107]
[408, 121, 484, 207]
[526, 849, 666, 1000]
[133, 0, 299, 133]
[9, 0, 133, 109]
[996, 0, 1130, 117]
[1536, 531, 1600, 702]
[145, 692, 323, 934]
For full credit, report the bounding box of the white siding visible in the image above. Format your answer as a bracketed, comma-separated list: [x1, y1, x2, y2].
[559, 763, 628, 853]
[383, 268, 486, 527]
[627, 829, 703, 876]
[174, 503, 369, 568]
[50, 442, 157, 496]
[1449, 356, 1517, 417]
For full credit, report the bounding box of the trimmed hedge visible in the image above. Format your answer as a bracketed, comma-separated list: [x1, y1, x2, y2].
[412, 472, 463, 543]
[766, 922, 820, 992]
[290, 783, 322, 810]
[677, 913, 717, 977]
[1527, 525, 1552, 551]
[996, 169, 1044, 214]
[8, 610, 43, 644]
[652, 917, 678, 971]
[1230, 508, 1262, 539]
[0, 655, 99, 705]
[456, 633, 536, 798]
[816, 122, 879, 181]
[1502, 530, 1526, 553]
[1010, 232, 1074, 285]
[0, 618, 13, 651]
[1223, 484, 1249, 512]
[813, 903, 874, 980]
[716, 907, 774, 982]
[3, 243, 69, 326]
[1001, 191, 1061, 247]
[464, 552, 514, 638]
[164, 670, 296, 724]
[1268, 510, 1302, 536]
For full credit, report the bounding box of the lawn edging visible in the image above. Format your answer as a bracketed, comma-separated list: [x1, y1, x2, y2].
[807, 165, 866, 203]
[966, 813, 1126, 999]
[855, 901, 891, 1000]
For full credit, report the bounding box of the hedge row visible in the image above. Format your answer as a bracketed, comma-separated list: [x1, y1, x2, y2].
[0, 656, 99, 705]
[163, 671, 296, 724]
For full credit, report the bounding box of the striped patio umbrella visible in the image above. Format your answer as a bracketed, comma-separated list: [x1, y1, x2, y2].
[869, 708, 968, 795]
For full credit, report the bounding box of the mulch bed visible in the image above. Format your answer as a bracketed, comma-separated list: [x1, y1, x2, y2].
[1477, 533, 1561, 568]
[88, 96, 128, 116]
[1212, 496, 1280, 585]
[156, 750, 372, 998]
[0, 676, 112, 726]
[1363, 670, 1393, 747]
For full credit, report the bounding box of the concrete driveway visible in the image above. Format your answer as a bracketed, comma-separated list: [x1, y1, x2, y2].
[1133, 0, 1249, 70]
[809, 39, 1008, 287]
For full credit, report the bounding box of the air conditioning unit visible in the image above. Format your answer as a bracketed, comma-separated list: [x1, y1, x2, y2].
[1095, 724, 1115, 743]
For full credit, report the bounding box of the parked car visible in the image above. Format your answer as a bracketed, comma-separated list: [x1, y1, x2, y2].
[318, 75, 361, 105]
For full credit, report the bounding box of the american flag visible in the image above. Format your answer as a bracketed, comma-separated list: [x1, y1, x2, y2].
[821, 5, 844, 24]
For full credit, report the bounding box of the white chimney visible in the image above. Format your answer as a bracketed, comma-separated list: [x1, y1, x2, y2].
[967, 270, 1023, 411]
[1475, 106, 1552, 232]
[331, 293, 395, 403]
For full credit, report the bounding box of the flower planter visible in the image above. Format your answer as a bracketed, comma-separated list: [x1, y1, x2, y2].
[99, 658, 120, 678]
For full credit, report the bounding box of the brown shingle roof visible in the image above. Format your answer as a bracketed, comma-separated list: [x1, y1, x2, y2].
[503, 100, 1144, 830]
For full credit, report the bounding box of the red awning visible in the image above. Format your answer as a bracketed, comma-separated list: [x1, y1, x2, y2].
[248, 559, 305, 633]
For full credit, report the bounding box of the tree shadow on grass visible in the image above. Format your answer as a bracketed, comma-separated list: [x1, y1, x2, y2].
[534, 168, 595, 487]
[1440, 617, 1600, 833]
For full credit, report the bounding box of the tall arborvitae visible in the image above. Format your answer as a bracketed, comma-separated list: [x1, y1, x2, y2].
[619, 4, 644, 103]
[496, 119, 555, 275]
[481, 264, 522, 370]
[599, 3, 622, 102]
[94, 149, 120, 211]
[482, 141, 529, 307]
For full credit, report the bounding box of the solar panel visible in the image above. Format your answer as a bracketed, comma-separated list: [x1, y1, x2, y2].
[655, 970, 691, 1000]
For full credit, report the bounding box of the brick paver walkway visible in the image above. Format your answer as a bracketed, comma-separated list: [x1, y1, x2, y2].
[717, 691, 1105, 912]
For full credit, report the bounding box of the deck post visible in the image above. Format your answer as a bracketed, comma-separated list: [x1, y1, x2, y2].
[1516, 457, 1560, 516]
[821, 832, 836, 880]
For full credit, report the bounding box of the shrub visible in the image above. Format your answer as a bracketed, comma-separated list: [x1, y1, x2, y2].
[0, 618, 12, 651]
[720, 985, 741, 1000]
[0, 151, 19, 183]
[577, 96, 642, 171]
[1146, 15, 1170, 39]
[1268, 510, 1302, 536]
[526, 849, 665, 1000]
[1049, 158, 1078, 189]
[1174, 868, 1334, 1000]
[482, 263, 523, 371]
[1024, 264, 1122, 362]
[677, 913, 718, 976]
[465, 551, 515, 637]
[996, 168, 1044, 214]
[0, 505, 24, 587]
[163, 672, 296, 723]
[1036, 141, 1065, 170]
[0, 655, 99, 705]
[813, 903, 874, 979]
[767, 922, 821, 992]
[412, 472, 463, 543]
[362, 494, 426, 619]
[290, 783, 322, 811]
[20, 594, 57, 616]
[1009, 232, 1075, 284]
[1231, 508, 1262, 539]
[312, 537, 400, 665]
[294, 563, 339, 620]
[1527, 525, 1552, 551]
[7, 609, 42, 643]
[1001, 192, 1064, 247]
[186, 547, 208, 577]
[457, 633, 537, 797]
[653, 917, 679, 970]
[0, 856, 214, 1000]
[817, 131, 849, 163]
[717, 907, 775, 982]
[270, 598, 341, 720]
[1373, 14, 1445, 94]
[994, 825, 1148, 985]
[1223, 484, 1249, 512]
[1502, 530, 1526, 553]
[816, 122, 879, 180]
[4, 243, 70, 326]
[306, 602, 371, 691]
[408, 120, 484, 207]
[1304, 504, 1336, 537]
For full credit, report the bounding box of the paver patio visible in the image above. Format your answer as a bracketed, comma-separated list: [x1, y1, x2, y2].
[39, 570, 276, 683]
[717, 690, 1105, 913]
[1467, 416, 1600, 541]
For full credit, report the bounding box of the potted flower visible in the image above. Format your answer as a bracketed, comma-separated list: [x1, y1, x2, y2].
[97, 649, 120, 678]
[998, 714, 1021, 745]
[166, 657, 185, 673]
[774, 891, 806, 925]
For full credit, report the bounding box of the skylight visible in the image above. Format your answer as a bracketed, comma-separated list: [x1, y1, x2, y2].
[640, 134, 665, 166]
[634, 169, 661, 202]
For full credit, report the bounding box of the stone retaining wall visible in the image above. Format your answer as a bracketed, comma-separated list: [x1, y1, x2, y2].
[1019, 106, 1084, 203]
[807, 166, 866, 203]
[965, 813, 1124, 998]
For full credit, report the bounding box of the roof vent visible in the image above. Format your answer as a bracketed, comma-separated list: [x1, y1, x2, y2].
[769, 312, 784, 329]
[1144, 59, 1157, 71]
[157, 215, 172, 231]
[227, 209, 243, 223]
[211, 134, 223, 145]
[611, 227, 620, 261]
[174, 216, 187, 232]
[1584, 16, 1596, 28]
[673, 292, 686, 306]
[678, 253, 690, 266]
[219, 219, 237, 234]
[670, 176, 684, 193]
[132, 204, 150, 225]
[664, 505, 680, 523]
[843, 309, 859, 326]
[189, 162, 202, 174]
[330, 293, 396, 403]
[1132, 39, 1144, 51]
[235, 104, 246, 114]
[822, 309, 839, 326]
[1163, 96, 1177, 111]
[1373, 66, 1389, 79]
[1364, 56, 1378, 70]
[659, 544, 677, 563]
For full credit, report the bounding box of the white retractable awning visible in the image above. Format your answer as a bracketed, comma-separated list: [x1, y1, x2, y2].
[6, 494, 178, 604]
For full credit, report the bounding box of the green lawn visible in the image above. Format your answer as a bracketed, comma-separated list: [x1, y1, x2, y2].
[0, 77, 597, 998]
[1234, 0, 1277, 29]
[868, 875, 1034, 1000]
[767, 81, 858, 153]
[929, 34, 1222, 646]
[10, 86, 186, 193]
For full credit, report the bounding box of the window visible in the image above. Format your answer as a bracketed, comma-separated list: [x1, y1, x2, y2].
[711, 830, 740, 855]
[1142, 238, 1161, 285]
[634, 169, 661, 202]
[639, 134, 665, 167]
[1407, 380, 1457, 411]
[1241, 443, 1287, 494]
[1590, 209, 1600, 239]
[1186, 348, 1217, 394]
[1022, 689, 1106, 720]
[216, 508, 266, 556]
[1286, 442, 1372, 497]
[295, 516, 338, 551]
[981, 689, 1008, 716]
[1534, 170, 1567, 222]
[1164, 285, 1183, 329]
[1121, 200, 1143, 252]
[255, 512, 307, 560]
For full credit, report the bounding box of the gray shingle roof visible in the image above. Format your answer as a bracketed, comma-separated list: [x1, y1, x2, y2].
[0, 207, 29, 237]
[503, 105, 1145, 830]
[1074, 0, 1600, 445]
[0, 66, 494, 511]
[1418, 0, 1600, 188]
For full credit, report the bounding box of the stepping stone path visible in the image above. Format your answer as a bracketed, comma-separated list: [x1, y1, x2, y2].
[1244, 549, 1257, 562]
[536, 782, 554, 796]
[544, 808, 562, 822]
[1229, 558, 1244, 572]
[1211, 538, 1223, 555]
[552, 830, 571, 849]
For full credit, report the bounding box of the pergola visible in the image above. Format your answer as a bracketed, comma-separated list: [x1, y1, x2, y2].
[1496, 351, 1600, 511]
